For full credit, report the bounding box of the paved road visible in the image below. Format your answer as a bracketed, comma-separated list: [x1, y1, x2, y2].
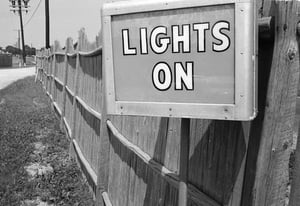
[0, 67, 36, 90]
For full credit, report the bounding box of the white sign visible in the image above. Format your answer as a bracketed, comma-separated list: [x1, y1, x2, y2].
[102, 0, 257, 120]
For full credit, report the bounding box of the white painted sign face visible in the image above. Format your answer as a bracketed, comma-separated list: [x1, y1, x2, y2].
[102, 0, 257, 120]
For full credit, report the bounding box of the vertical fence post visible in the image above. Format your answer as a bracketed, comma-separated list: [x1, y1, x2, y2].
[38, 52, 41, 83]
[35, 51, 39, 82]
[178, 118, 190, 206]
[51, 43, 58, 102]
[39, 52, 42, 83]
[43, 50, 46, 85]
[47, 50, 50, 96]
[48, 49, 52, 95]
[287, 17, 300, 206]
[96, 81, 110, 206]
[95, 25, 110, 206]
[241, 1, 300, 206]
[70, 30, 85, 142]
[43, 51, 46, 85]
[61, 38, 73, 133]
[36, 51, 41, 83]
[46, 50, 50, 94]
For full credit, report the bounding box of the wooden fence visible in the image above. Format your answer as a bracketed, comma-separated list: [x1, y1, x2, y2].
[36, 29, 102, 190]
[36, 0, 300, 205]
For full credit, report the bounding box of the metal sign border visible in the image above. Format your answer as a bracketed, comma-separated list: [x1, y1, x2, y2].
[102, 0, 257, 120]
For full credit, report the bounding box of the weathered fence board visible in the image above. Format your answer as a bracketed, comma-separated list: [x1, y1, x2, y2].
[74, 100, 101, 172]
[188, 120, 248, 205]
[77, 54, 102, 112]
[242, 1, 299, 206]
[64, 89, 74, 130]
[66, 56, 77, 92]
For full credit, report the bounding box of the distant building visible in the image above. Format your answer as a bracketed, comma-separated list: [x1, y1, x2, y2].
[0, 53, 12, 67]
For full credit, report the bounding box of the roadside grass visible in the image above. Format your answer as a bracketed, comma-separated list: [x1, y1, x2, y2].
[0, 77, 94, 206]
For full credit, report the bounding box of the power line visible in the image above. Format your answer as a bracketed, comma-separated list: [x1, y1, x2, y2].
[24, 0, 42, 27]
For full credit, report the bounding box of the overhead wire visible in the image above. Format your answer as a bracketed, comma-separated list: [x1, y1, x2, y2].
[24, 0, 42, 27]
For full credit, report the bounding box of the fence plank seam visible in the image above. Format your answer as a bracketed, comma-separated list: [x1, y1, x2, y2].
[70, 52, 80, 140]
[51, 51, 57, 102]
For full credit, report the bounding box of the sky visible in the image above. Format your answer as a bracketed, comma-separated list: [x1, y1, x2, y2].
[0, 0, 104, 49]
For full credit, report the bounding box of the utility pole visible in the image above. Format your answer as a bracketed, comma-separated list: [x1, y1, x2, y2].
[9, 0, 30, 66]
[45, 0, 50, 48]
[18, 0, 26, 65]
[18, 30, 20, 50]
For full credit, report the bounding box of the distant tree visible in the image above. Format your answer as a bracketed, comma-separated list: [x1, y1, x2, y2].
[4, 45, 36, 56]
[5, 45, 21, 55]
[25, 45, 36, 55]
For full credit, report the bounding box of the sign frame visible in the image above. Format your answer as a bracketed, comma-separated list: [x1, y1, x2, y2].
[102, 0, 257, 120]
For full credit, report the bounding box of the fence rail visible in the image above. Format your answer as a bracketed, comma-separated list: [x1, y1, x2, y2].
[36, 1, 300, 204]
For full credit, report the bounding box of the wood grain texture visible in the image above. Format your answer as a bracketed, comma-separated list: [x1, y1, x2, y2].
[107, 120, 179, 186]
[73, 139, 98, 186]
[110, 116, 181, 174]
[250, 1, 299, 206]
[106, 119, 228, 206]
[107, 120, 179, 206]
[188, 183, 220, 206]
[74, 99, 101, 173]
[76, 96, 102, 120]
[290, 99, 300, 205]
[70, 31, 82, 142]
[64, 90, 74, 132]
[188, 120, 247, 205]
